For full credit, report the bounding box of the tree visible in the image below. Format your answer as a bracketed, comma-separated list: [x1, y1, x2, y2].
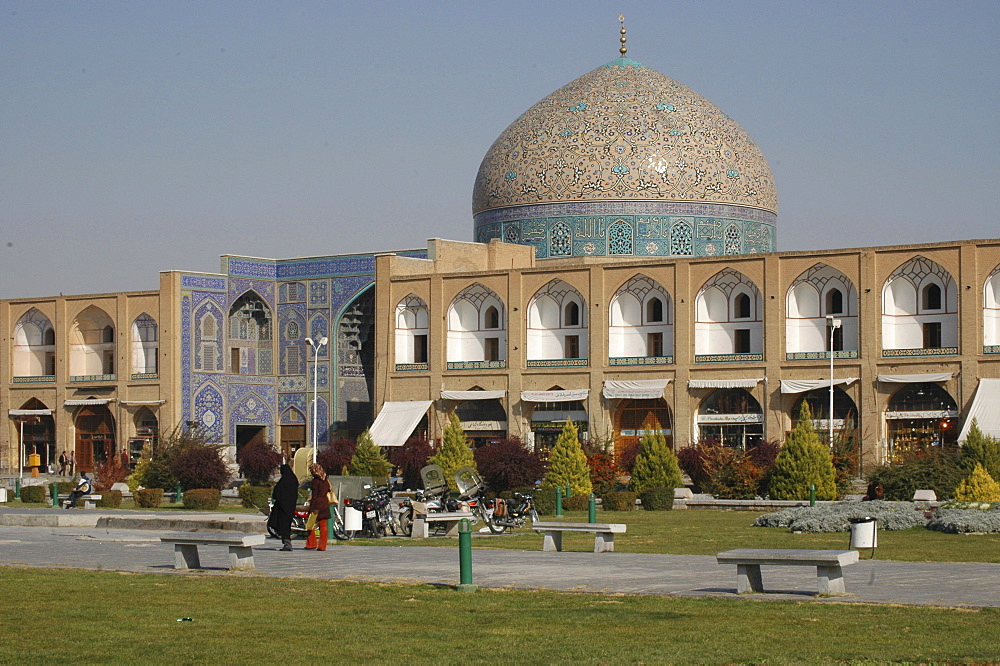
[389, 438, 435, 490]
[541, 421, 592, 496]
[235, 439, 282, 486]
[628, 420, 682, 494]
[769, 402, 837, 500]
[428, 413, 477, 489]
[960, 419, 1000, 482]
[953, 463, 1000, 502]
[349, 429, 391, 479]
[474, 437, 544, 494]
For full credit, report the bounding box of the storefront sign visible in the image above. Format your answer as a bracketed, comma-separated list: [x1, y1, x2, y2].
[885, 410, 958, 420]
[460, 420, 507, 431]
[696, 413, 764, 424]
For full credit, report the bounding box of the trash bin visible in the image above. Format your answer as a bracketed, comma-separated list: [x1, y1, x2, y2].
[849, 516, 877, 549]
[344, 506, 363, 532]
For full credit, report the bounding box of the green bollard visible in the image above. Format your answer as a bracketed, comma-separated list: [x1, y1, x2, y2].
[564, 485, 572, 499]
[175, 483, 183, 504]
[810, 483, 816, 507]
[588, 493, 597, 523]
[555, 487, 563, 517]
[15, 478, 20, 500]
[51, 483, 59, 507]
[457, 518, 476, 592]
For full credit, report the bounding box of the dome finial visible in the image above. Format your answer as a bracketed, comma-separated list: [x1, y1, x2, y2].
[618, 13, 627, 57]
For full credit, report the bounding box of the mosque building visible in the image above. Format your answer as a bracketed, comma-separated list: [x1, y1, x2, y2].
[3, 28, 999, 475]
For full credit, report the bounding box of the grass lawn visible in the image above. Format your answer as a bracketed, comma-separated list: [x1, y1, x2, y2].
[1, 568, 997, 663]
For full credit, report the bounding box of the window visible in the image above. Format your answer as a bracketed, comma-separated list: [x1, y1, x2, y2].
[485, 337, 500, 361]
[103, 351, 114, 375]
[923, 322, 942, 348]
[231, 348, 241, 374]
[735, 293, 751, 319]
[734, 329, 751, 353]
[485, 306, 500, 329]
[646, 297, 663, 323]
[565, 335, 580, 359]
[647, 332, 663, 357]
[826, 323, 844, 351]
[923, 283, 943, 311]
[286, 346, 301, 375]
[826, 288, 844, 315]
[565, 301, 580, 327]
[414, 335, 428, 363]
[44, 328, 56, 345]
[102, 325, 115, 343]
[202, 315, 217, 338]
[45, 352, 56, 376]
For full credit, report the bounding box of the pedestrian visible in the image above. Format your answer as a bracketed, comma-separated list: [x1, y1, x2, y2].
[68, 451, 76, 476]
[64, 471, 92, 509]
[120, 449, 129, 469]
[304, 463, 332, 551]
[58, 451, 67, 476]
[267, 459, 298, 551]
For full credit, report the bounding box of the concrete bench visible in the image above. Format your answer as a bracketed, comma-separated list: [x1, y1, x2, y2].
[531, 521, 627, 553]
[60, 493, 103, 509]
[716, 548, 859, 595]
[411, 511, 474, 538]
[160, 532, 266, 571]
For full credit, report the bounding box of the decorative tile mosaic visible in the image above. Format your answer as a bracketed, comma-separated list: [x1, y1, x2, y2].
[786, 350, 859, 360]
[986, 345, 1000, 354]
[526, 358, 589, 368]
[446, 360, 508, 370]
[881, 347, 958, 358]
[395, 363, 429, 372]
[12, 376, 55, 384]
[130, 373, 159, 380]
[609, 356, 674, 366]
[694, 353, 764, 363]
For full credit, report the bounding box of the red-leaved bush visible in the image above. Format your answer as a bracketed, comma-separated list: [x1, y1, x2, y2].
[318, 436, 356, 476]
[169, 446, 230, 491]
[474, 437, 545, 494]
[587, 452, 620, 495]
[92, 457, 130, 492]
[236, 440, 282, 485]
[389, 438, 434, 489]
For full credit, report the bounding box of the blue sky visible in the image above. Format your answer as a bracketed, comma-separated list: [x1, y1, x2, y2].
[2, 1, 998, 298]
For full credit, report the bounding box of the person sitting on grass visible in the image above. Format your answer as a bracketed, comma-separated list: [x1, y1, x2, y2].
[64, 472, 92, 509]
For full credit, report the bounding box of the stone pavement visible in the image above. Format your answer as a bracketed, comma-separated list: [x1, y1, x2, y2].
[0, 507, 998, 608]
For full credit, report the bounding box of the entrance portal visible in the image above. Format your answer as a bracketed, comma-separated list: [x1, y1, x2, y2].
[74, 405, 116, 473]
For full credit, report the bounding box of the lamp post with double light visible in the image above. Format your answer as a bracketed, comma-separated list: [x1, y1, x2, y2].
[826, 315, 842, 448]
[304, 336, 328, 464]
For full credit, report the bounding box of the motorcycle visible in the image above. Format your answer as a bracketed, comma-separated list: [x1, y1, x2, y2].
[455, 465, 538, 533]
[340, 483, 400, 538]
[266, 498, 353, 541]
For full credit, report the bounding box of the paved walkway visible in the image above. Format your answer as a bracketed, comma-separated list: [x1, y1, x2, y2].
[1, 508, 998, 608]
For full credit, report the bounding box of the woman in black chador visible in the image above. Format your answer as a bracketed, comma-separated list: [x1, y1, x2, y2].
[268, 462, 298, 551]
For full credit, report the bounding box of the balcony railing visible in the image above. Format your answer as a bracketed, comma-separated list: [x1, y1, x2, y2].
[526, 358, 589, 368]
[69, 374, 117, 383]
[394, 363, 428, 372]
[785, 350, 859, 361]
[609, 355, 673, 366]
[694, 353, 764, 364]
[446, 360, 507, 370]
[12, 375, 55, 384]
[130, 373, 159, 380]
[881, 347, 958, 358]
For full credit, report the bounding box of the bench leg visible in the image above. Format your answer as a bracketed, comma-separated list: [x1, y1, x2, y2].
[174, 544, 201, 570]
[736, 564, 764, 593]
[594, 532, 615, 553]
[84, 500, 96, 510]
[411, 515, 429, 539]
[542, 530, 563, 552]
[443, 520, 461, 537]
[228, 545, 256, 571]
[816, 565, 846, 594]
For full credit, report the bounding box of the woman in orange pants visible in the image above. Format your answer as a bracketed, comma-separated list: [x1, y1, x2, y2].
[305, 463, 332, 551]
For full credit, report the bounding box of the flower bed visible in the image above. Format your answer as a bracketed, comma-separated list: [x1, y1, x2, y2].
[754, 500, 1000, 534]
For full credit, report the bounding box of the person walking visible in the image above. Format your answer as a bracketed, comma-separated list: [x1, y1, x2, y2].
[304, 463, 332, 551]
[64, 471, 92, 509]
[58, 451, 67, 476]
[267, 460, 298, 551]
[68, 451, 76, 476]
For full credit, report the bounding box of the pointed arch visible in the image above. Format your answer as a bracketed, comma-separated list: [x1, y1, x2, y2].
[882, 256, 957, 352]
[131, 313, 158, 375]
[985, 264, 1000, 349]
[69, 305, 115, 377]
[694, 269, 762, 357]
[785, 263, 859, 357]
[609, 274, 673, 361]
[13, 308, 56, 377]
[526, 279, 588, 362]
[395, 294, 429, 365]
[446, 283, 507, 365]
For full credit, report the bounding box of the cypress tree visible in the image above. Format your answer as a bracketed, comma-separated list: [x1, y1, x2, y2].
[350, 429, 391, 479]
[428, 413, 477, 489]
[769, 402, 837, 501]
[628, 419, 683, 494]
[960, 419, 1000, 481]
[541, 420, 593, 496]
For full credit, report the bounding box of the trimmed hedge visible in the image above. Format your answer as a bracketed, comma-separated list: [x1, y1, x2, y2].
[50, 481, 75, 495]
[602, 491, 638, 511]
[96, 489, 123, 508]
[20, 485, 46, 503]
[239, 484, 273, 510]
[182, 488, 221, 511]
[134, 488, 163, 508]
[563, 494, 591, 511]
[638, 487, 674, 511]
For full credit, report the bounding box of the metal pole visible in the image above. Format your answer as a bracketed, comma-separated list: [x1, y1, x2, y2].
[555, 487, 563, 517]
[19, 419, 24, 486]
[457, 518, 476, 592]
[305, 337, 327, 465]
[588, 493, 597, 523]
[826, 316, 840, 449]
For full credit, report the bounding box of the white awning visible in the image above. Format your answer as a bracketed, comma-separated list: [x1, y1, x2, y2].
[688, 378, 762, 389]
[602, 379, 671, 400]
[521, 389, 589, 403]
[9, 409, 53, 416]
[119, 400, 166, 405]
[877, 373, 953, 384]
[780, 378, 859, 394]
[440, 390, 506, 401]
[958, 378, 1000, 441]
[65, 399, 113, 406]
[369, 400, 432, 447]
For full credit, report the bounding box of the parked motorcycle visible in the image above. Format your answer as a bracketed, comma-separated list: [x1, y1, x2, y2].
[455, 465, 538, 533]
[340, 483, 400, 538]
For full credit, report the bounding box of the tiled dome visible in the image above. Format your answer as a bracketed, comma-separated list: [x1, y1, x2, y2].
[473, 57, 778, 259]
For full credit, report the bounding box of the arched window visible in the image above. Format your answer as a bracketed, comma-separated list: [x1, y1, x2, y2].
[565, 301, 580, 327]
[923, 283, 942, 311]
[485, 305, 500, 330]
[646, 297, 663, 323]
[526, 280, 588, 363]
[396, 295, 429, 365]
[735, 293, 751, 319]
[229, 292, 272, 341]
[826, 288, 844, 315]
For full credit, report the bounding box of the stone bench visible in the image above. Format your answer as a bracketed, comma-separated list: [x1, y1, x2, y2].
[60, 493, 103, 509]
[411, 511, 474, 538]
[531, 521, 627, 553]
[160, 532, 266, 571]
[716, 548, 859, 595]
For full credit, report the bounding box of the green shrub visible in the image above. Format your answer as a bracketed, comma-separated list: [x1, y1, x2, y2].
[628, 424, 682, 494]
[953, 463, 1000, 502]
[638, 487, 674, 511]
[563, 494, 590, 511]
[601, 491, 637, 511]
[134, 488, 163, 508]
[182, 488, 222, 510]
[427, 415, 475, 488]
[20, 485, 46, 503]
[518, 486, 555, 516]
[960, 420, 1000, 481]
[50, 481, 75, 495]
[541, 421, 592, 496]
[96, 490, 123, 508]
[769, 402, 837, 501]
[351, 429, 393, 479]
[867, 446, 964, 501]
[238, 484, 273, 509]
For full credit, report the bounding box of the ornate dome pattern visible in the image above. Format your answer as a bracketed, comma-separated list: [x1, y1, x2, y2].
[473, 57, 777, 259]
[474, 57, 776, 214]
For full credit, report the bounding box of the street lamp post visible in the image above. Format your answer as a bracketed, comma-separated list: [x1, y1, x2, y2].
[826, 315, 842, 448]
[304, 336, 328, 464]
